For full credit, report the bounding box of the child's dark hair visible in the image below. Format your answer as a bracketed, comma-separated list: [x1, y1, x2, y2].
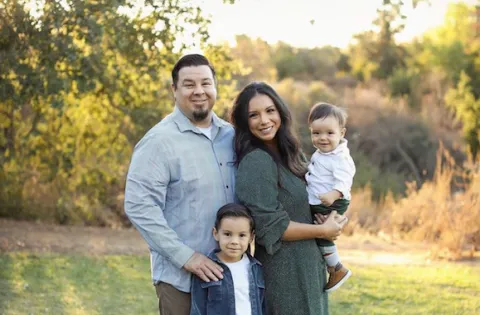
[214, 203, 254, 233]
[308, 102, 348, 127]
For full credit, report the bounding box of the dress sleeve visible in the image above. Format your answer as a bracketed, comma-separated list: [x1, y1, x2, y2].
[235, 150, 290, 255]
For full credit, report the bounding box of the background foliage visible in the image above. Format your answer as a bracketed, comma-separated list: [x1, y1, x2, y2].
[0, 0, 479, 254]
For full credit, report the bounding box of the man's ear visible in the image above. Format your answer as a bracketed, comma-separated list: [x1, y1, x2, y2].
[341, 127, 346, 138]
[213, 227, 219, 241]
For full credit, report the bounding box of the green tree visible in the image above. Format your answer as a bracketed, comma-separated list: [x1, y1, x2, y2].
[0, 0, 240, 224]
[348, 0, 407, 81]
[272, 42, 341, 81]
[348, 0, 429, 81]
[445, 72, 480, 158]
[414, 3, 479, 94]
[408, 2, 480, 156]
[230, 35, 276, 86]
[372, 0, 407, 79]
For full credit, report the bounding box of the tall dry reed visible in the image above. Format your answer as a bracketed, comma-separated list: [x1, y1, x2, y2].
[349, 147, 479, 259]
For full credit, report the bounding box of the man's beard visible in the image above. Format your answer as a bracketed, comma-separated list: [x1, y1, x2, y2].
[192, 109, 210, 121]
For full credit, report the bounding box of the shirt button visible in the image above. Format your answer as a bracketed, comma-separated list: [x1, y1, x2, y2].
[219, 162, 223, 166]
[226, 185, 229, 189]
[312, 162, 314, 165]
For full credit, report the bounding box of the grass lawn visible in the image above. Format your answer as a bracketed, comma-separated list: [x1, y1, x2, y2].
[1, 253, 479, 315]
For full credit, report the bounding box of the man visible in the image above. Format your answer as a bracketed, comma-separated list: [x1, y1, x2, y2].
[124, 54, 236, 315]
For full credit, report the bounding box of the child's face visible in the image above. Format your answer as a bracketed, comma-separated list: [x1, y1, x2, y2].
[213, 217, 253, 263]
[310, 116, 346, 153]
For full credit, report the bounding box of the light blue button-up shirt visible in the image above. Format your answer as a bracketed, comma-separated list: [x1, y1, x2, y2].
[124, 106, 236, 292]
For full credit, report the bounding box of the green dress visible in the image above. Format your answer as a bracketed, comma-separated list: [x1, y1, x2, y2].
[236, 149, 329, 315]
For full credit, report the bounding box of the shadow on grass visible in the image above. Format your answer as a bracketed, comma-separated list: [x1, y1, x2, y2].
[17, 253, 67, 314]
[62, 255, 156, 315]
[0, 253, 68, 314]
[0, 254, 14, 313]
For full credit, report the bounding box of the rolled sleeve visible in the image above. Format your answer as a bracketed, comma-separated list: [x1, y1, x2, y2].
[236, 150, 290, 255]
[124, 135, 194, 268]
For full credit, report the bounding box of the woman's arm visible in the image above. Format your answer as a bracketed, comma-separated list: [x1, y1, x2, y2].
[281, 211, 347, 241]
[236, 150, 347, 254]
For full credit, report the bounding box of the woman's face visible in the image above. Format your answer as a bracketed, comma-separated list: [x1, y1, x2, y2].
[247, 94, 281, 145]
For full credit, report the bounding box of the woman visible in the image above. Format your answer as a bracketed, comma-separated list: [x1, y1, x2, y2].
[231, 82, 347, 315]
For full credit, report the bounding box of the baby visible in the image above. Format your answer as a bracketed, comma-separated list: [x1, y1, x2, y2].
[305, 102, 356, 293]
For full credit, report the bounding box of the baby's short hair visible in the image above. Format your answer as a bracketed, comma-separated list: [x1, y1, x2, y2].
[308, 102, 348, 127]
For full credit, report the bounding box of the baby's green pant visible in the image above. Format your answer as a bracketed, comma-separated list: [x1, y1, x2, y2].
[310, 199, 350, 247]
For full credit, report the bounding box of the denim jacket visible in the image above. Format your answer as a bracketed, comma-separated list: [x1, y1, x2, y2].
[190, 249, 266, 315]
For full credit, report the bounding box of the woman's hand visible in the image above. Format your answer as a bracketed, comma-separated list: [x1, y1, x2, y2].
[281, 211, 349, 241]
[313, 211, 348, 241]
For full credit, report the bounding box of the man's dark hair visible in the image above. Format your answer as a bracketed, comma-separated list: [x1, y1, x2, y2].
[171, 54, 216, 88]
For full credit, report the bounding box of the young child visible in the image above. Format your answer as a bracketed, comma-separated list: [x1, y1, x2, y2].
[190, 203, 266, 315]
[305, 102, 356, 293]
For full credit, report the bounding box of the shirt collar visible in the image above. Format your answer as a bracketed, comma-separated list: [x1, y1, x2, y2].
[172, 106, 229, 133]
[317, 138, 349, 156]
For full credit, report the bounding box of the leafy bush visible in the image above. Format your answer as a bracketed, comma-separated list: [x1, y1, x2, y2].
[387, 67, 419, 100]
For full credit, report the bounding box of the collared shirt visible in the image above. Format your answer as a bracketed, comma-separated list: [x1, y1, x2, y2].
[306, 139, 356, 205]
[190, 250, 266, 315]
[124, 106, 236, 292]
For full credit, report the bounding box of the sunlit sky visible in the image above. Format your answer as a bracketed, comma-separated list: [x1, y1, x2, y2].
[200, 0, 476, 49]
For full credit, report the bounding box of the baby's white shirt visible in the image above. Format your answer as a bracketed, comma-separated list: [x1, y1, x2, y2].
[305, 139, 356, 205]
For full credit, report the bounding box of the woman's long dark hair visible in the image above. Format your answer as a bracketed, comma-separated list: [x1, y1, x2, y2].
[230, 82, 307, 179]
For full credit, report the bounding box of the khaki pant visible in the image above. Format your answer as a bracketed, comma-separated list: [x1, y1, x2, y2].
[155, 282, 191, 315]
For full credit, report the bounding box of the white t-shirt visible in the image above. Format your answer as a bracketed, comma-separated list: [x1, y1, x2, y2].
[224, 254, 252, 315]
[197, 125, 213, 140]
[305, 138, 356, 205]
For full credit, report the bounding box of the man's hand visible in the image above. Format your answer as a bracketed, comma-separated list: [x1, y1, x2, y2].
[318, 190, 342, 206]
[183, 252, 224, 282]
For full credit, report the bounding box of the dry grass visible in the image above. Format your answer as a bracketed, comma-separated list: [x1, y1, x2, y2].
[349, 147, 480, 259]
[344, 186, 390, 236]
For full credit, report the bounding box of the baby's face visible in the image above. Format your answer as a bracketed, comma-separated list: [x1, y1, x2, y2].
[310, 116, 346, 153]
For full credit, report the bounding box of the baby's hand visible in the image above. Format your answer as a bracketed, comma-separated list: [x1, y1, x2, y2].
[319, 190, 342, 206]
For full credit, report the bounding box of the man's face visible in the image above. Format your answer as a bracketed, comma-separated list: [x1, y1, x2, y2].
[172, 65, 217, 125]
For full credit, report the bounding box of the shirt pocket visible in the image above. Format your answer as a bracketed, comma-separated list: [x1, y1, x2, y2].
[181, 162, 200, 194]
[173, 162, 201, 220]
[255, 269, 265, 302]
[200, 280, 223, 301]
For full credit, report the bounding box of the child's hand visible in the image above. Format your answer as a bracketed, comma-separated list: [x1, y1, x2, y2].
[318, 190, 342, 206]
[313, 213, 329, 224]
